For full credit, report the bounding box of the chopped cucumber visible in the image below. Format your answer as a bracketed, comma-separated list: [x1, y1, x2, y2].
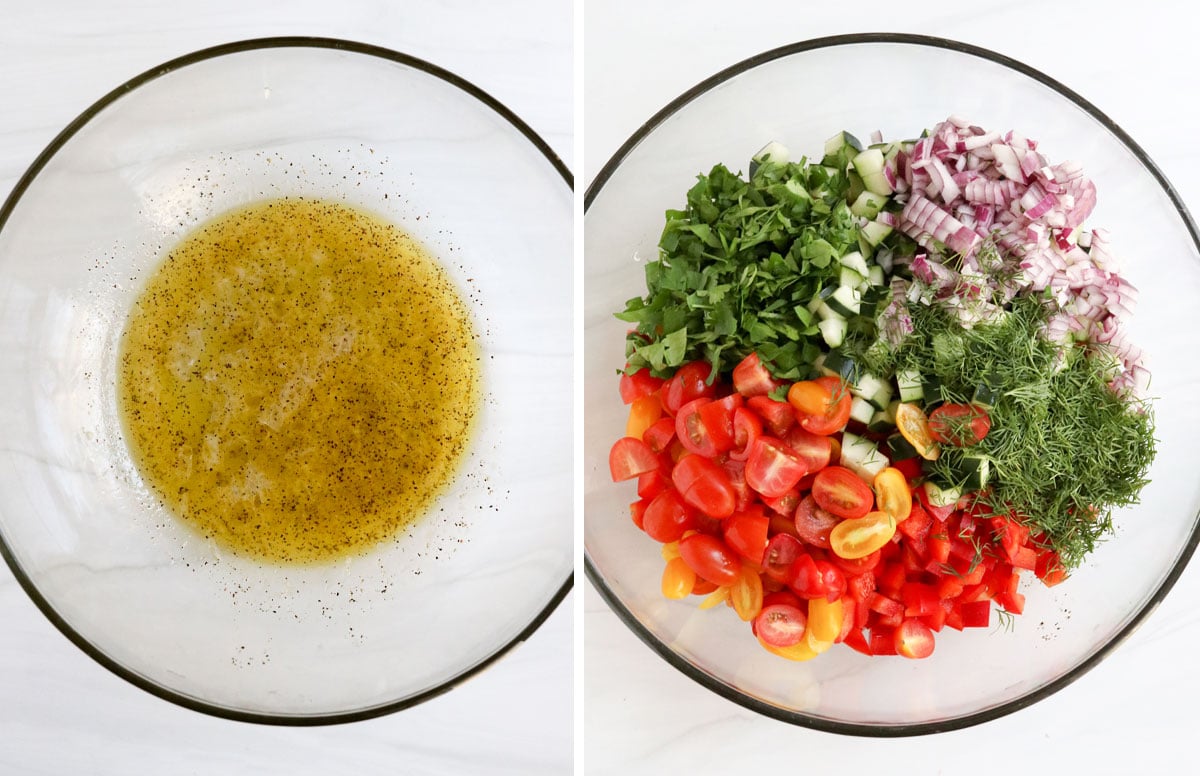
[868, 265, 885, 286]
[866, 407, 895, 433]
[852, 148, 894, 196]
[841, 431, 890, 481]
[897, 369, 925, 403]
[823, 131, 862, 165]
[886, 432, 920, 461]
[850, 396, 876, 425]
[818, 317, 847, 348]
[820, 351, 861, 383]
[838, 251, 871, 278]
[850, 190, 889, 219]
[956, 455, 991, 492]
[971, 381, 999, 408]
[752, 140, 789, 166]
[924, 480, 963, 508]
[861, 220, 894, 247]
[849, 371, 887, 403]
[839, 266, 866, 291]
[825, 285, 861, 317]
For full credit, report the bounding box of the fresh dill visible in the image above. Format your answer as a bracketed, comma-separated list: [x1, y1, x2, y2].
[865, 295, 1156, 569]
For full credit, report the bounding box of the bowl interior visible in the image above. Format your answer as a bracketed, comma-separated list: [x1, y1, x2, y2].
[584, 37, 1200, 731]
[0, 41, 572, 720]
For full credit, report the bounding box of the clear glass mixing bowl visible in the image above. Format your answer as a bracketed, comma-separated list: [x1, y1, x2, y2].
[0, 38, 572, 723]
[584, 33, 1200, 735]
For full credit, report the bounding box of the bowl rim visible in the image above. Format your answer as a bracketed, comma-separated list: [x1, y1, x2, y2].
[0, 35, 573, 727]
[584, 31, 1200, 737]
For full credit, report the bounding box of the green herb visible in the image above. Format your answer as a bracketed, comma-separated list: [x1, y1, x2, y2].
[873, 296, 1156, 568]
[616, 158, 862, 380]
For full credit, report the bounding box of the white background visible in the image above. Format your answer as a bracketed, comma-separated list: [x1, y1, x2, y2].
[0, 2, 571, 774]
[585, 1, 1200, 774]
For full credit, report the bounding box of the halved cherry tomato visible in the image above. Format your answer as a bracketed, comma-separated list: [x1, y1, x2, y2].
[729, 565, 764, 621]
[678, 533, 741, 586]
[873, 466, 913, 523]
[698, 394, 741, 451]
[642, 489, 694, 543]
[754, 603, 808, 647]
[662, 361, 715, 415]
[762, 533, 803, 584]
[783, 425, 834, 471]
[675, 399, 720, 458]
[929, 403, 991, 446]
[729, 407, 763, 462]
[894, 618, 935, 659]
[722, 508, 770, 565]
[744, 437, 809, 498]
[746, 395, 796, 436]
[830, 511, 897, 559]
[626, 393, 663, 440]
[619, 367, 664, 404]
[630, 499, 649, 530]
[793, 495, 840, 549]
[661, 556, 696, 599]
[787, 376, 852, 436]
[808, 596, 845, 642]
[761, 488, 801, 518]
[787, 554, 845, 602]
[671, 454, 737, 518]
[636, 469, 669, 500]
[732, 352, 786, 397]
[894, 402, 940, 461]
[609, 436, 660, 481]
[829, 548, 881, 576]
[812, 465, 873, 519]
[642, 417, 676, 453]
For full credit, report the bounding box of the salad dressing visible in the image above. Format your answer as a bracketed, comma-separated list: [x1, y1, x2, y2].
[118, 198, 480, 564]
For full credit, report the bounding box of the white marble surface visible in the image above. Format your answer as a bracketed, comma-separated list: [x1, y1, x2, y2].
[585, 1, 1200, 773]
[0, 2, 571, 774]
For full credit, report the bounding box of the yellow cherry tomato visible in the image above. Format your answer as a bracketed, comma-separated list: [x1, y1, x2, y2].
[830, 510, 897, 559]
[661, 556, 695, 600]
[729, 565, 764, 622]
[627, 394, 663, 440]
[661, 540, 681, 561]
[874, 466, 913, 523]
[698, 584, 730, 610]
[894, 402, 941, 461]
[807, 596, 845, 643]
[759, 635, 820, 661]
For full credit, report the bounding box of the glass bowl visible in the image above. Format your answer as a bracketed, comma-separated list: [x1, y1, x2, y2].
[0, 38, 572, 723]
[584, 33, 1200, 735]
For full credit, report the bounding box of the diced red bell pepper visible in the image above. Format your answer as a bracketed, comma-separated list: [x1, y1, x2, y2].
[1011, 545, 1037, 571]
[844, 627, 872, 655]
[935, 575, 964, 600]
[927, 518, 951, 565]
[898, 503, 933, 543]
[902, 582, 941, 617]
[1035, 549, 1069, 587]
[875, 562, 906, 599]
[869, 592, 905, 628]
[869, 626, 898, 655]
[959, 599, 992, 628]
[922, 599, 951, 632]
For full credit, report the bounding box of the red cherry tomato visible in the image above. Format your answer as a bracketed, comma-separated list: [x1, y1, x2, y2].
[722, 508, 770, 565]
[744, 437, 809, 498]
[678, 533, 741, 586]
[787, 554, 846, 602]
[783, 426, 833, 471]
[729, 407, 763, 462]
[894, 618, 936, 659]
[642, 417, 676, 453]
[663, 361, 715, 415]
[642, 489, 694, 543]
[698, 394, 741, 451]
[608, 437, 660, 482]
[811, 465, 874, 519]
[928, 403, 991, 446]
[829, 548, 882, 576]
[762, 533, 802, 584]
[671, 454, 737, 519]
[675, 399, 720, 458]
[793, 494, 840, 549]
[732, 352, 785, 397]
[787, 377, 852, 436]
[619, 367, 664, 404]
[746, 395, 796, 436]
[754, 603, 808, 647]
